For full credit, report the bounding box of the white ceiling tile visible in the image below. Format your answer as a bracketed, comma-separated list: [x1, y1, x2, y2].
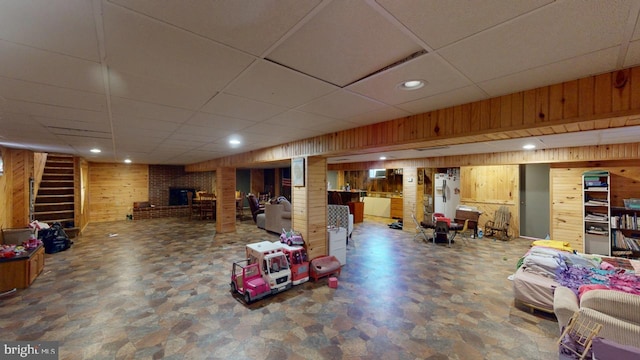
[108, 70, 212, 110]
[0, 77, 106, 112]
[297, 90, 387, 119]
[377, 0, 553, 49]
[200, 93, 287, 122]
[479, 47, 619, 97]
[225, 60, 337, 108]
[8, 99, 109, 124]
[396, 85, 488, 114]
[266, 110, 337, 129]
[346, 106, 412, 126]
[174, 124, 231, 139]
[110, 97, 193, 124]
[103, 2, 254, 92]
[0, 0, 99, 61]
[111, 116, 180, 134]
[0, 1, 639, 165]
[109, 0, 322, 56]
[242, 122, 321, 140]
[624, 39, 640, 68]
[34, 116, 112, 134]
[267, 0, 423, 87]
[0, 39, 104, 93]
[439, 1, 633, 83]
[187, 112, 256, 131]
[347, 54, 472, 105]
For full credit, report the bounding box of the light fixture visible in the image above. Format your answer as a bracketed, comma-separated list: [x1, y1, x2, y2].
[398, 79, 425, 91]
[90, 148, 101, 153]
[124, 158, 132, 164]
[229, 139, 241, 145]
[523, 144, 536, 150]
[379, 156, 387, 160]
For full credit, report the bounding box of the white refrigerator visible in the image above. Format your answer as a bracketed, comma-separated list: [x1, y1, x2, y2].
[434, 171, 460, 220]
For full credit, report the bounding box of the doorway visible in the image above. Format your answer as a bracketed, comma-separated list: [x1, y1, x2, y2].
[519, 164, 550, 239]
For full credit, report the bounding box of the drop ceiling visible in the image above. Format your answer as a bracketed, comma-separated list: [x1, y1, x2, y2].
[1, 1, 640, 165]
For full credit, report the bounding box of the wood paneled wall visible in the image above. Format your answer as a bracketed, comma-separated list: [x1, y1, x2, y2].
[79, 158, 89, 231]
[33, 152, 47, 198]
[250, 169, 264, 196]
[215, 167, 236, 233]
[0, 147, 11, 229]
[460, 165, 520, 238]
[295, 156, 328, 260]
[401, 167, 418, 230]
[88, 163, 149, 222]
[10, 149, 33, 228]
[550, 160, 640, 252]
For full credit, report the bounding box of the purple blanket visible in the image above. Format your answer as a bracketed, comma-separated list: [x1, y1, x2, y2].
[556, 265, 640, 296]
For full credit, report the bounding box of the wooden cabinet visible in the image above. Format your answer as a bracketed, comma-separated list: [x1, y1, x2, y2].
[0, 245, 45, 292]
[390, 197, 403, 219]
[347, 201, 364, 223]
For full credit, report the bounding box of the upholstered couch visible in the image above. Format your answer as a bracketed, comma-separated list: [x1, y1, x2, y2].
[554, 286, 640, 348]
[264, 198, 292, 234]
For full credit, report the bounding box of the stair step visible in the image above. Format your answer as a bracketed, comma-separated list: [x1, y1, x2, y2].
[35, 202, 74, 207]
[37, 188, 74, 196]
[40, 180, 74, 186]
[36, 154, 75, 225]
[36, 194, 74, 199]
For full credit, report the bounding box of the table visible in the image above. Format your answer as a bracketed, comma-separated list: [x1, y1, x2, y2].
[420, 220, 463, 246]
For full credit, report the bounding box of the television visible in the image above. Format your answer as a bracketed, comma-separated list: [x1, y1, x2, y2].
[169, 187, 195, 206]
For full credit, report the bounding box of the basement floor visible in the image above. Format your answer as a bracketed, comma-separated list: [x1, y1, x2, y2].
[0, 216, 558, 359]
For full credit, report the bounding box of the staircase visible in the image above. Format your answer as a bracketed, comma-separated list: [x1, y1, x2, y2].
[34, 154, 75, 226]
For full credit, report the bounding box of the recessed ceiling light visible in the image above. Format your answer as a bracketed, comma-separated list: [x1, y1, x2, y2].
[398, 79, 426, 91]
[229, 139, 241, 145]
[523, 144, 536, 150]
[379, 156, 387, 160]
[124, 159, 132, 164]
[90, 148, 101, 153]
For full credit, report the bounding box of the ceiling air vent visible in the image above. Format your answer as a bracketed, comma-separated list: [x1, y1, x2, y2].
[416, 146, 449, 151]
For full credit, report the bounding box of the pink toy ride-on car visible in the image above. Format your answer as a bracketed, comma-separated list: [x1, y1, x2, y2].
[280, 228, 304, 246]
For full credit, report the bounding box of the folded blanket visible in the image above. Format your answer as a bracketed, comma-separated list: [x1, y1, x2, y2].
[531, 239, 574, 252]
[523, 254, 563, 278]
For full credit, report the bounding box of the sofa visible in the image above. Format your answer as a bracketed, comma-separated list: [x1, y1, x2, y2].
[264, 198, 292, 234]
[554, 286, 640, 348]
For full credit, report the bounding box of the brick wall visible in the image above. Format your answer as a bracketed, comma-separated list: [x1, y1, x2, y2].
[132, 205, 190, 220]
[149, 165, 214, 206]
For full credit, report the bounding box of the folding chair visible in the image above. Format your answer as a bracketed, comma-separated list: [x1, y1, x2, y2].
[411, 213, 430, 242]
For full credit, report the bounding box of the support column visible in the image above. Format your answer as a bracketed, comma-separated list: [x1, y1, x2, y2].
[402, 167, 419, 233]
[216, 167, 236, 234]
[292, 156, 327, 260]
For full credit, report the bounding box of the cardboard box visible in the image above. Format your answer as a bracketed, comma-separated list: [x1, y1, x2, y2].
[1, 228, 32, 245]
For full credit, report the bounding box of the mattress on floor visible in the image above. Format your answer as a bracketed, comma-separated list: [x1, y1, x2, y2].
[512, 266, 559, 312]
